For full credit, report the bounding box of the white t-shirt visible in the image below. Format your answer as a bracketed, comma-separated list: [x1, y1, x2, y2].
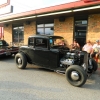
[83, 44, 92, 53]
[92, 44, 100, 52]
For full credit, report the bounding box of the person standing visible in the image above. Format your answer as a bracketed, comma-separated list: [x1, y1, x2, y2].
[91, 39, 100, 62]
[71, 39, 80, 50]
[82, 40, 93, 54]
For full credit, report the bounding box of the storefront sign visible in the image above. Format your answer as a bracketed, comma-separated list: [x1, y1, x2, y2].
[0, 5, 13, 15]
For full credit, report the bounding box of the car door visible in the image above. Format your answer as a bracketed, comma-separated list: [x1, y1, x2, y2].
[28, 38, 50, 67]
[33, 47, 50, 67]
[48, 48, 59, 69]
[28, 37, 60, 69]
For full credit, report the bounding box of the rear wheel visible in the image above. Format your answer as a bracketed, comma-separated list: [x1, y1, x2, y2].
[15, 52, 27, 69]
[65, 65, 87, 87]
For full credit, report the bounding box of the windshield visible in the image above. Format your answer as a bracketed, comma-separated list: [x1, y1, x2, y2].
[0, 41, 3, 46]
[49, 37, 65, 47]
[0, 40, 9, 46]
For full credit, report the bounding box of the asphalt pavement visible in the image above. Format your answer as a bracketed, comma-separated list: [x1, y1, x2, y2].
[0, 56, 100, 100]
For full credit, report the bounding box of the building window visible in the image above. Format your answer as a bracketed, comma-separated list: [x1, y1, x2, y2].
[37, 23, 54, 35]
[13, 26, 24, 44]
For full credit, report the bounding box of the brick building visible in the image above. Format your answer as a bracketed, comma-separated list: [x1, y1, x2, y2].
[0, 0, 100, 49]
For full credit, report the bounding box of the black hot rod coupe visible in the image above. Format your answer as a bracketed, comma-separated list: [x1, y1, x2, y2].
[15, 35, 98, 87]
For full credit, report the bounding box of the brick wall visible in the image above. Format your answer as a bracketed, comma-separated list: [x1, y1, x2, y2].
[4, 24, 12, 45]
[54, 17, 74, 46]
[3, 14, 100, 46]
[24, 21, 36, 45]
[88, 14, 100, 44]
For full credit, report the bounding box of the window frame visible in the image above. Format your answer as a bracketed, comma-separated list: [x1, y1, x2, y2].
[12, 26, 24, 44]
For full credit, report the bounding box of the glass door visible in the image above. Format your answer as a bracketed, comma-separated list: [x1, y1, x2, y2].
[13, 26, 24, 46]
[74, 17, 88, 50]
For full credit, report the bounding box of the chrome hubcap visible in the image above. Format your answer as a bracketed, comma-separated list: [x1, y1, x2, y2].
[18, 58, 22, 64]
[71, 71, 79, 81]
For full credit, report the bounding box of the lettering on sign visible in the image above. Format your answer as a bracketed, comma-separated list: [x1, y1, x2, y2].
[0, 5, 13, 15]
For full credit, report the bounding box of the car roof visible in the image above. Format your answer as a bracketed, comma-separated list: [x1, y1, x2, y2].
[29, 35, 64, 39]
[0, 40, 7, 42]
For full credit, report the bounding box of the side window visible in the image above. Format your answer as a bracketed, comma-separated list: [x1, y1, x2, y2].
[0, 41, 3, 45]
[35, 38, 48, 48]
[49, 39, 53, 47]
[29, 38, 34, 46]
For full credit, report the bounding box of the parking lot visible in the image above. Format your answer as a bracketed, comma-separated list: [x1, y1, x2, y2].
[0, 56, 100, 100]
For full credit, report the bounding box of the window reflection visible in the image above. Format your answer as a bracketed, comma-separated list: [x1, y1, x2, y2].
[13, 26, 24, 44]
[45, 23, 54, 27]
[37, 28, 44, 35]
[37, 24, 44, 27]
[37, 22, 54, 35]
[45, 28, 53, 35]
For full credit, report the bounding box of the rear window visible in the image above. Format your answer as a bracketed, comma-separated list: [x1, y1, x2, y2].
[29, 38, 34, 46]
[35, 38, 48, 48]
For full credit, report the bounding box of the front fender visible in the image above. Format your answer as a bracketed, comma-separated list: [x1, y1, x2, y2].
[18, 51, 32, 64]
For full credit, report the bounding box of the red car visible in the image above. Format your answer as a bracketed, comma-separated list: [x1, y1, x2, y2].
[0, 40, 19, 57]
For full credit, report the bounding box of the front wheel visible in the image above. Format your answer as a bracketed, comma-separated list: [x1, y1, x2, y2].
[15, 52, 27, 69]
[65, 65, 87, 87]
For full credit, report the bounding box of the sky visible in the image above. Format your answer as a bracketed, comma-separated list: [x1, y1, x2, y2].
[0, 0, 79, 17]
[10, 0, 79, 13]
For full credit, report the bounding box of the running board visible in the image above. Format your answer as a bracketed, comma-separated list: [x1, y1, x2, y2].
[55, 70, 65, 75]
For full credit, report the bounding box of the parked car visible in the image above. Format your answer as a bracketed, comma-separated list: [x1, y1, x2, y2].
[0, 40, 19, 57]
[15, 35, 98, 87]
